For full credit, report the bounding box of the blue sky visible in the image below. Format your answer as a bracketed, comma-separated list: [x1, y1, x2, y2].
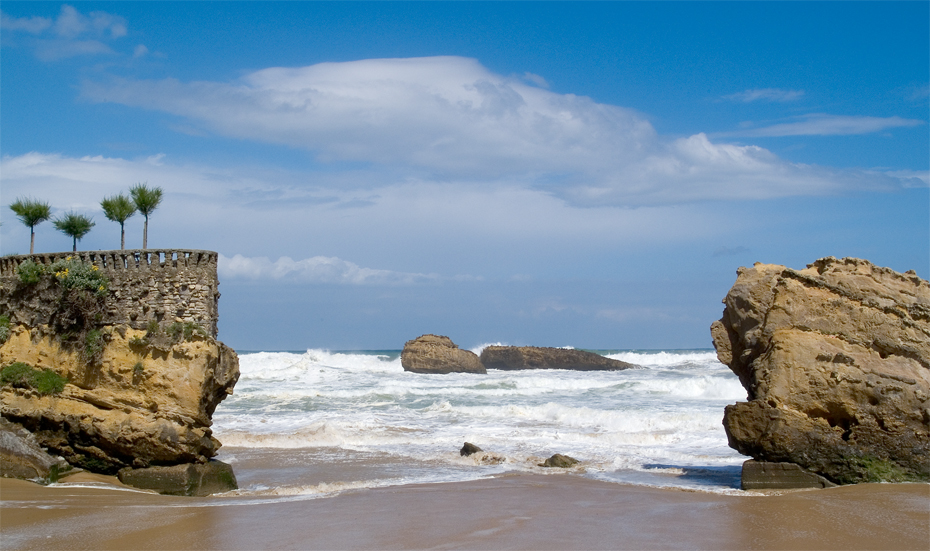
[2, 2, 927, 350]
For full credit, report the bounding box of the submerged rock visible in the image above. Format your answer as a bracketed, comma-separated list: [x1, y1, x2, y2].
[711, 257, 930, 485]
[540, 454, 579, 468]
[118, 460, 237, 496]
[740, 460, 836, 490]
[480, 346, 636, 371]
[460, 442, 483, 456]
[401, 335, 486, 374]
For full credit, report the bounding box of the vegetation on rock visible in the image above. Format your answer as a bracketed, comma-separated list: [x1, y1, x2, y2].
[0, 315, 10, 344]
[1, 362, 68, 395]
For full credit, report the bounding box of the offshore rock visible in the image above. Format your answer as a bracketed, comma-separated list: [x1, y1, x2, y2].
[0, 325, 239, 473]
[401, 335, 486, 374]
[711, 257, 930, 484]
[480, 346, 636, 371]
[0, 417, 72, 483]
[118, 460, 237, 496]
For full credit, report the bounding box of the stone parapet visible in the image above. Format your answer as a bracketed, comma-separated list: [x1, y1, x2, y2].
[0, 249, 219, 337]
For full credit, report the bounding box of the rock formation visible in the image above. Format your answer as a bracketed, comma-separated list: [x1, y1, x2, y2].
[711, 257, 930, 484]
[0, 250, 239, 494]
[401, 335, 486, 374]
[480, 346, 636, 371]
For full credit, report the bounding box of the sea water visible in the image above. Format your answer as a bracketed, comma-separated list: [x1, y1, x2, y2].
[212, 348, 750, 497]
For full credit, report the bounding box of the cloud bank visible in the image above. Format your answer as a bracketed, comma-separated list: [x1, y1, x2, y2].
[218, 254, 439, 285]
[81, 56, 910, 206]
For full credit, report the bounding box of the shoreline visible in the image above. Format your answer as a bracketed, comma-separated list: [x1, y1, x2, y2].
[3, 472, 928, 550]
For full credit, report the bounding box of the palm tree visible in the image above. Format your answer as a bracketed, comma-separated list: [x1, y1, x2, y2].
[54, 212, 95, 252]
[130, 183, 163, 249]
[100, 193, 136, 249]
[9, 197, 52, 254]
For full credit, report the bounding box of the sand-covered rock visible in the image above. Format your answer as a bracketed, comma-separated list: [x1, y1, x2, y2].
[711, 257, 930, 484]
[480, 346, 636, 371]
[401, 334, 485, 374]
[0, 324, 239, 473]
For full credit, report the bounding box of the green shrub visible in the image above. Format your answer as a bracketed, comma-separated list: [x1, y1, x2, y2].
[16, 259, 46, 284]
[128, 335, 148, 348]
[0, 362, 67, 395]
[0, 315, 10, 344]
[49, 257, 109, 296]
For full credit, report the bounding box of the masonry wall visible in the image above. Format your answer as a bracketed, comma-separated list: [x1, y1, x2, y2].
[0, 250, 220, 337]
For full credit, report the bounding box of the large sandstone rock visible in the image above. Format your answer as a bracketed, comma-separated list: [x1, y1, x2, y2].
[401, 335, 485, 374]
[0, 324, 239, 473]
[480, 346, 636, 371]
[711, 257, 930, 484]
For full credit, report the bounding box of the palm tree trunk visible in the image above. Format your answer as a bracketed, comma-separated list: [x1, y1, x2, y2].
[72, 237, 77, 252]
[30, 228, 35, 255]
[143, 215, 148, 249]
[120, 223, 126, 249]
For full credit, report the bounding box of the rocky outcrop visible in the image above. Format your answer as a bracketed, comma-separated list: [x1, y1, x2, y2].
[0, 324, 239, 474]
[480, 346, 636, 371]
[401, 335, 485, 374]
[711, 257, 930, 484]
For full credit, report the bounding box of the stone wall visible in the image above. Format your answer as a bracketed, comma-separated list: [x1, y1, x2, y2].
[0, 250, 219, 337]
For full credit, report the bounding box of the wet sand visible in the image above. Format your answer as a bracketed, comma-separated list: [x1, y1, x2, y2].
[1, 473, 928, 550]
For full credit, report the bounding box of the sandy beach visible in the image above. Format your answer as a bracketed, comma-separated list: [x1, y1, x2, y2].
[2, 472, 927, 551]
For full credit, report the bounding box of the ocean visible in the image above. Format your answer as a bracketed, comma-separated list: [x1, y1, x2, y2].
[211, 347, 750, 498]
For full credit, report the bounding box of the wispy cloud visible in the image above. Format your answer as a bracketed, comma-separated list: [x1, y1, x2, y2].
[218, 254, 439, 285]
[81, 57, 908, 206]
[722, 114, 924, 138]
[723, 88, 804, 103]
[1, 5, 129, 61]
[712, 246, 750, 257]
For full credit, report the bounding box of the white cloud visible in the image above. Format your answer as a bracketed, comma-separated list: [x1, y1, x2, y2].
[133, 44, 149, 58]
[723, 114, 924, 138]
[80, 56, 905, 206]
[723, 88, 804, 103]
[218, 254, 439, 285]
[2, 5, 127, 61]
[1, 12, 52, 34]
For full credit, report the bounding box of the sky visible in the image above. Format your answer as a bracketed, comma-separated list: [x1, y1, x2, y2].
[1, 2, 927, 351]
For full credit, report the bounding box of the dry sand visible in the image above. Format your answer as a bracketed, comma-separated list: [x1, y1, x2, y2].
[1, 473, 928, 550]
